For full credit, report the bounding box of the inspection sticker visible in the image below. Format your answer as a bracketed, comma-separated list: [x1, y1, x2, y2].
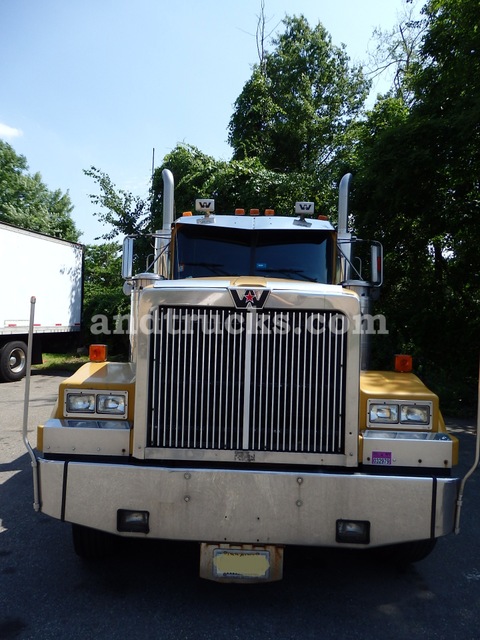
[372, 451, 392, 465]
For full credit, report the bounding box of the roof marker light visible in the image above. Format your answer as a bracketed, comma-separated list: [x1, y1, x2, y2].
[182, 211, 192, 216]
[235, 208, 245, 216]
[265, 209, 275, 216]
[318, 215, 329, 221]
[250, 209, 260, 216]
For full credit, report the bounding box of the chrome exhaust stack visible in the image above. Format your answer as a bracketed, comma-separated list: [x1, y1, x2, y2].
[337, 173, 382, 370]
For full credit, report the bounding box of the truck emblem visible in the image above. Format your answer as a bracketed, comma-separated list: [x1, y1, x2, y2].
[230, 288, 270, 309]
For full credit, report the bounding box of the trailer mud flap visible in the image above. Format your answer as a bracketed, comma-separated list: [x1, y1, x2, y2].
[199, 543, 284, 583]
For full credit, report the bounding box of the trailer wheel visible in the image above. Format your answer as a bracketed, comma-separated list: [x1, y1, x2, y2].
[72, 524, 116, 560]
[0, 341, 28, 382]
[376, 538, 437, 566]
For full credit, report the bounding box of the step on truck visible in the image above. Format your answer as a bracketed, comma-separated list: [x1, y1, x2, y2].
[0, 222, 83, 382]
[24, 171, 479, 582]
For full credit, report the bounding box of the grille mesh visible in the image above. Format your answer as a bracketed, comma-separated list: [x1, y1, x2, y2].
[147, 306, 347, 454]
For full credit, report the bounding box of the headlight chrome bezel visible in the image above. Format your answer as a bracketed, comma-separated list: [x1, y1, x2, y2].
[64, 389, 128, 419]
[367, 399, 432, 430]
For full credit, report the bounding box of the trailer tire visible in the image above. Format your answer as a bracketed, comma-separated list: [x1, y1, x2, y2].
[72, 524, 116, 560]
[0, 341, 28, 382]
[376, 538, 437, 566]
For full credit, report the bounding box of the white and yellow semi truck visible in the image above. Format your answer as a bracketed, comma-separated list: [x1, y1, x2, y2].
[25, 171, 477, 582]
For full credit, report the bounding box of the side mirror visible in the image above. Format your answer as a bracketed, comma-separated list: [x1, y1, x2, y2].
[122, 237, 134, 279]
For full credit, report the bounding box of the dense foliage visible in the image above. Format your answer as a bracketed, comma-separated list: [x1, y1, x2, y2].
[228, 15, 370, 173]
[82, 242, 130, 355]
[0, 140, 80, 242]
[352, 0, 480, 412]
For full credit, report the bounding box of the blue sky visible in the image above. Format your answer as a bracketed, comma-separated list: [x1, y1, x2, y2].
[0, 0, 419, 243]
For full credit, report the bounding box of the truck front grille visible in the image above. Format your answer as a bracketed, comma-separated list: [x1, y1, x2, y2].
[147, 306, 347, 455]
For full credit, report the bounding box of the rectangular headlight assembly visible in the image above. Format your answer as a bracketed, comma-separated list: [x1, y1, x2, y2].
[65, 389, 128, 419]
[368, 399, 432, 430]
[65, 393, 95, 414]
[96, 393, 126, 415]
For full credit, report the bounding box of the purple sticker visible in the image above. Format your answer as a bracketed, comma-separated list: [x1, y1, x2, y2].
[372, 451, 392, 465]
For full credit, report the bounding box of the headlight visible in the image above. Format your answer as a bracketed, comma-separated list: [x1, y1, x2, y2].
[97, 394, 126, 415]
[369, 403, 399, 424]
[64, 389, 128, 418]
[400, 404, 430, 424]
[368, 400, 432, 429]
[66, 393, 95, 413]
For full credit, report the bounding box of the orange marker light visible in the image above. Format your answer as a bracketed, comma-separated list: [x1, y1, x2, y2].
[395, 354, 412, 373]
[265, 209, 275, 216]
[89, 344, 108, 363]
[318, 215, 329, 221]
[182, 211, 193, 216]
[235, 208, 245, 216]
[250, 209, 260, 216]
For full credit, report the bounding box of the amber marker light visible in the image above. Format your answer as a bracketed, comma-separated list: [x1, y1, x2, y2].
[250, 209, 260, 216]
[182, 211, 192, 216]
[89, 344, 108, 362]
[235, 208, 245, 216]
[265, 209, 275, 216]
[395, 354, 413, 373]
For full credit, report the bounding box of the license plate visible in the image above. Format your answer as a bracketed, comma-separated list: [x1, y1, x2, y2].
[213, 548, 271, 580]
[200, 543, 284, 583]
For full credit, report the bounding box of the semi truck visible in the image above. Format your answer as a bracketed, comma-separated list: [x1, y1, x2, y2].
[24, 170, 478, 582]
[0, 222, 83, 382]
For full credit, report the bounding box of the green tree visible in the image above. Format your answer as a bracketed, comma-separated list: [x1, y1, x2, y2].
[84, 166, 151, 240]
[228, 15, 370, 174]
[152, 144, 338, 223]
[0, 140, 80, 241]
[352, 0, 480, 413]
[368, 0, 426, 103]
[82, 242, 130, 355]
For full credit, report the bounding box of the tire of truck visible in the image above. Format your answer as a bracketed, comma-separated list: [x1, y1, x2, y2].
[0, 340, 28, 382]
[375, 538, 437, 566]
[72, 524, 117, 561]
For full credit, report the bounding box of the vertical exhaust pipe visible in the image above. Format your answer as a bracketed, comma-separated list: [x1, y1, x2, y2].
[162, 168, 174, 230]
[337, 173, 373, 370]
[337, 173, 353, 236]
[153, 168, 175, 278]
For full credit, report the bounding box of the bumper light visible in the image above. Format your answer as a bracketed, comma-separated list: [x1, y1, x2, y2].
[336, 520, 370, 544]
[117, 509, 150, 534]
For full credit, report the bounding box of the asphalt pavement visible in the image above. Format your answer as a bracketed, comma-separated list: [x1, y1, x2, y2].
[1, 372, 480, 640]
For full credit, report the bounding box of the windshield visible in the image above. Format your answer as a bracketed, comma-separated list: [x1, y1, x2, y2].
[173, 225, 334, 283]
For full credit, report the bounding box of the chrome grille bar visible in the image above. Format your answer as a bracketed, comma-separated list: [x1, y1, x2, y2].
[148, 306, 347, 455]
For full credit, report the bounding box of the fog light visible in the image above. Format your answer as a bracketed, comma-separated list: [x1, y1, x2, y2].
[117, 509, 150, 534]
[336, 520, 370, 544]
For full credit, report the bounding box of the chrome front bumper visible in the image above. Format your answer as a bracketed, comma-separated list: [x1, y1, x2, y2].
[37, 458, 458, 547]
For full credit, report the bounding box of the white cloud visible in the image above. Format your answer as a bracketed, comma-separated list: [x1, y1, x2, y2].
[0, 122, 23, 140]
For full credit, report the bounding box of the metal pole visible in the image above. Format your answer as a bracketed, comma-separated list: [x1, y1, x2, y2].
[454, 359, 480, 533]
[22, 296, 40, 511]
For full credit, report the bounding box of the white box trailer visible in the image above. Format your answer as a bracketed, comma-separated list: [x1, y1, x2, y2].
[0, 222, 83, 382]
